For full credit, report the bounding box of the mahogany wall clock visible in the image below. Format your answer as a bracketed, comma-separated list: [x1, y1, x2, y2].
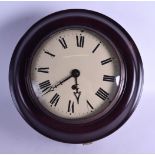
[9, 9, 144, 143]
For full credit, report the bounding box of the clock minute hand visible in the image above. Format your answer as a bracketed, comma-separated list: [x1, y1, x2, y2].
[43, 69, 80, 95]
[54, 69, 81, 90]
[54, 74, 73, 88]
[43, 74, 72, 95]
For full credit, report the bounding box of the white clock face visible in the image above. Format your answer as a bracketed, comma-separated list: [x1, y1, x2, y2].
[30, 28, 122, 119]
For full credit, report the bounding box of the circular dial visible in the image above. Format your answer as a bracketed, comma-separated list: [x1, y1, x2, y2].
[30, 28, 122, 119]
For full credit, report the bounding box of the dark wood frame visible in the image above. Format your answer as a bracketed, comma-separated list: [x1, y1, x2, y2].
[9, 9, 144, 144]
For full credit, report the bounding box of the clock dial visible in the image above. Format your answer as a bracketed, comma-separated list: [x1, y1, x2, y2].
[30, 28, 122, 119]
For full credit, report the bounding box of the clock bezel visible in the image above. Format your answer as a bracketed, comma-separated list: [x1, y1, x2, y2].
[9, 9, 143, 143]
[26, 26, 125, 124]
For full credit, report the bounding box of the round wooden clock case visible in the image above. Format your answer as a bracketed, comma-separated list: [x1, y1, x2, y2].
[9, 9, 143, 143]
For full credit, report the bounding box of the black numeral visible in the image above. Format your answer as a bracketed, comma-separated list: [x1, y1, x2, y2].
[76, 35, 84, 48]
[96, 88, 109, 100]
[68, 100, 74, 114]
[101, 58, 112, 65]
[37, 67, 49, 73]
[39, 80, 51, 93]
[87, 100, 94, 110]
[50, 93, 60, 107]
[92, 43, 101, 53]
[59, 37, 67, 49]
[43, 49, 55, 57]
[103, 75, 115, 82]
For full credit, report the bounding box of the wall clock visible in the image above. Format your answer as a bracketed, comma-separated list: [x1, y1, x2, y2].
[9, 9, 143, 143]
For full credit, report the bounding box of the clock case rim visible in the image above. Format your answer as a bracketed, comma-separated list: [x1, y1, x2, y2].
[26, 26, 125, 124]
[9, 9, 144, 144]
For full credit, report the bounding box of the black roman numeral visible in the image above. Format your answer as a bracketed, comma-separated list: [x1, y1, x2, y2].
[59, 37, 67, 49]
[68, 100, 74, 114]
[50, 93, 60, 107]
[87, 100, 94, 110]
[76, 35, 84, 48]
[92, 43, 101, 53]
[37, 67, 49, 73]
[43, 49, 55, 57]
[101, 58, 112, 65]
[96, 88, 109, 100]
[103, 75, 115, 82]
[39, 80, 51, 93]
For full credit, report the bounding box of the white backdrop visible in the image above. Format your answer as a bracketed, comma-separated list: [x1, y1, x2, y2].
[0, 1, 154, 153]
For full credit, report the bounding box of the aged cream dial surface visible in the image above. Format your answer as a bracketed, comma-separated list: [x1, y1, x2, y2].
[30, 28, 121, 119]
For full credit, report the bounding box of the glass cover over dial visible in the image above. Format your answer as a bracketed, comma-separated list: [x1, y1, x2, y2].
[30, 28, 122, 119]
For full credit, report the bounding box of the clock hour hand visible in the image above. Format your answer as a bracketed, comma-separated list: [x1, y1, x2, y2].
[73, 91, 81, 104]
[72, 76, 81, 104]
